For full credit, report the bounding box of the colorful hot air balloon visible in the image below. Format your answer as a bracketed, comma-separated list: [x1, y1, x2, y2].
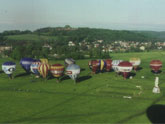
[118, 61, 133, 79]
[99, 60, 106, 72]
[38, 63, 50, 79]
[20, 58, 34, 73]
[64, 58, 75, 67]
[89, 60, 99, 74]
[66, 64, 80, 83]
[2, 62, 16, 79]
[129, 58, 141, 71]
[150, 60, 162, 73]
[30, 60, 41, 77]
[40, 58, 48, 64]
[50, 64, 64, 82]
[112, 60, 123, 73]
[105, 59, 112, 72]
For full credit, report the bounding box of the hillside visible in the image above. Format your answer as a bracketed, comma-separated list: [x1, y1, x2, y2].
[1, 27, 161, 43]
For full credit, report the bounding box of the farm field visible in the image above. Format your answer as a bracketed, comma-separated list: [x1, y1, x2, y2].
[0, 51, 165, 123]
[6, 34, 57, 41]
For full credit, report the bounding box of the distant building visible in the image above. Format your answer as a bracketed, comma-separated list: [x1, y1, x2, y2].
[140, 46, 145, 51]
[0, 46, 12, 53]
[68, 41, 75, 46]
[43, 44, 52, 50]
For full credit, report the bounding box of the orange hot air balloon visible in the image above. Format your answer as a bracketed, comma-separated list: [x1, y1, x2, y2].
[38, 63, 50, 78]
[40, 58, 48, 64]
[50, 64, 64, 82]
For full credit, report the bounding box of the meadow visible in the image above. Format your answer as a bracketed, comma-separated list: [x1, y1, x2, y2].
[0, 51, 165, 123]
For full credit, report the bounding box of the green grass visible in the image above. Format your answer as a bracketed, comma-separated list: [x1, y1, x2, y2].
[6, 34, 57, 41]
[0, 51, 165, 123]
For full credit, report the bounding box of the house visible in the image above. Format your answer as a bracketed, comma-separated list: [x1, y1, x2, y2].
[140, 46, 145, 51]
[68, 41, 75, 47]
[0, 46, 12, 53]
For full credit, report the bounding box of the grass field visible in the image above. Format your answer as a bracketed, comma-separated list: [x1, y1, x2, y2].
[0, 51, 165, 123]
[6, 34, 57, 41]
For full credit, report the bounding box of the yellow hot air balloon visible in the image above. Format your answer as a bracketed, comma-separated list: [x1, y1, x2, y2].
[38, 63, 50, 78]
[129, 58, 141, 71]
[40, 58, 48, 64]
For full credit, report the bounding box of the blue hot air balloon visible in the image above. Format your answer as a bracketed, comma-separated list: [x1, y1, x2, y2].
[66, 64, 80, 83]
[2, 61, 16, 79]
[20, 58, 34, 73]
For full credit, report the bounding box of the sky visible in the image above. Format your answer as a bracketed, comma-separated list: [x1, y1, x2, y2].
[1, 0, 165, 32]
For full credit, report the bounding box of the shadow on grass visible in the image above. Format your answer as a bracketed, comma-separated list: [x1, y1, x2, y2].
[77, 75, 92, 83]
[0, 71, 3, 74]
[136, 67, 143, 71]
[146, 104, 165, 123]
[81, 68, 86, 72]
[15, 72, 30, 78]
[151, 70, 162, 74]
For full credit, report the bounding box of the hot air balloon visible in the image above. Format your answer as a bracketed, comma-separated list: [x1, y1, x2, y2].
[20, 58, 34, 73]
[2, 62, 16, 79]
[99, 60, 106, 72]
[129, 58, 141, 71]
[50, 64, 64, 82]
[38, 63, 50, 79]
[40, 58, 48, 64]
[64, 58, 75, 67]
[150, 60, 162, 74]
[118, 61, 133, 79]
[112, 60, 123, 73]
[105, 59, 112, 72]
[66, 64, 80, 83]
[30, 60, 41, 78]
[89, 60, 99, 74]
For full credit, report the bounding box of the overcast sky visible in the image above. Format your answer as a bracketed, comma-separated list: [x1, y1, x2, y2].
[1, 0, 165, 32]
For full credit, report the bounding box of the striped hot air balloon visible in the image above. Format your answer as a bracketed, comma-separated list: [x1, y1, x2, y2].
[99, 60, 106, 72]
[38, 63, 50, 79]
[50, 64, 64, 82]
[105, 59, 112, 72]
[40, 58, 48, 64]
[150, 60, 162, 73]
[129, 58, 141, 71]
[118, 61, 133, 79]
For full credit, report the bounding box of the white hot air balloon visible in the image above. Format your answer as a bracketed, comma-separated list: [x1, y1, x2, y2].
[112, 60, 123, 73]
[2, 62, 16, 79]
[129, 58, 141, 71]
[66, 64, 80, 83]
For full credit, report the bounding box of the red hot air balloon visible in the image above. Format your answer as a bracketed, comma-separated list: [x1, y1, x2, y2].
[38, 63, 50, 79]
[50, 64, 64, 82]
[150, 60, 162, 73]
[89, 60, 99, 74]
[118, 61, 133, 79]
[105, 59, 112, 72]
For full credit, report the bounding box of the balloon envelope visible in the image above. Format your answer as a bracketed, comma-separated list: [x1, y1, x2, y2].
[38, 63, 50, 78]
[105, 59, 112, 71]
[150, 60, 162, 73]
[89, 60, 99, 73]
[99, 60, 106, 71]
[20, 58, 34, 73]
[50, 64, 64, 78]
[2, 62, 16, 75]
[112, 60, 123, 72]
[65, 58, 75, 66]
[66, 64, 80, 81]
[30, 61, 41, 75]
[40, 58, 48, 64]
[129, 58, 141, 69]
